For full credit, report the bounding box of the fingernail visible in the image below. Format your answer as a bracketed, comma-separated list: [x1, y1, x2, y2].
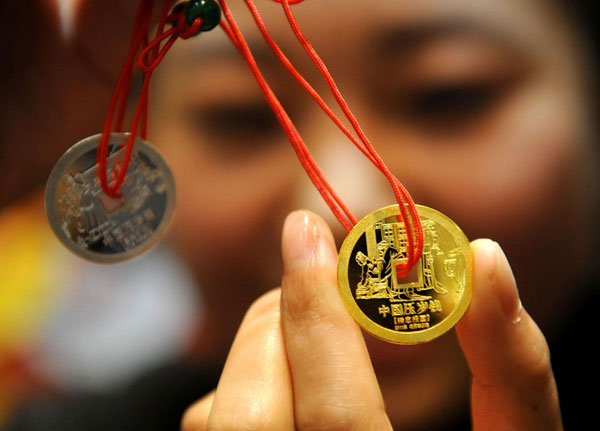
[493, 241, 523, 323]
[282, 211, 319, 272]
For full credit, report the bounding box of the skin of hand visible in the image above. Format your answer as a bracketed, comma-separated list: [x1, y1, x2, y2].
[181, 210, 562, 431]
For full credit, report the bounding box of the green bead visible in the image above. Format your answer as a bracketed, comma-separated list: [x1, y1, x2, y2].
[185, 0, 221, 32]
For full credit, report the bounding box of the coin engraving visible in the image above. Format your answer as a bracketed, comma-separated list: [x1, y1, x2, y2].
[45, 133, 175, 263]
[337, 205, 472, 344]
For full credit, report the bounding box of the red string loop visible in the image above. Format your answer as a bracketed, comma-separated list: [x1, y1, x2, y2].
[98, 0, 202, 198]
[218, 0, 424, 274]
[137, 27, 178, 72]
[97, 0, 422, 275]
[97, 0, 154, 198]
[280, 0, 424, 274]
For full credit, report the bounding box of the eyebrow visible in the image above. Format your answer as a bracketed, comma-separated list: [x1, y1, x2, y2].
[374, 18, 524, 57]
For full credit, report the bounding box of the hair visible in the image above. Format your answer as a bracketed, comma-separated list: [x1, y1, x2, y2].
[565, 1, 600, 48]
[561, 0, 600, 84]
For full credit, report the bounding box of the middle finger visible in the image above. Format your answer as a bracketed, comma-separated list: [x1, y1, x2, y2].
[206, 288, 295, 431]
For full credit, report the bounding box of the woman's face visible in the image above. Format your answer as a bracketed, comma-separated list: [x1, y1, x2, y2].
[150, 0, 597, 427]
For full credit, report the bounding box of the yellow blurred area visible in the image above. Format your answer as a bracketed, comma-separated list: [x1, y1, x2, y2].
[0, 195, 54, 346]
[0, 194, 62, 423]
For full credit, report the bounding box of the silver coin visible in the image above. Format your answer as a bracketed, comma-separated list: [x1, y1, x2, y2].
[45, 133, 176, 263]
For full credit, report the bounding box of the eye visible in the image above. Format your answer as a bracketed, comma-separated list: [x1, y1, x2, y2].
[368, 33, 529, 135]
[186, 101, 283, 150]
[403, 80, 507, 131]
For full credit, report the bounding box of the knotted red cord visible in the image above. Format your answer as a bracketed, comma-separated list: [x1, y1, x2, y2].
[96, 0, 422, 275]
[97, 0, 203, 199]
[218, 17, 358, 233]
[218, 0, 423, 275]
[277, 0, 423, 274]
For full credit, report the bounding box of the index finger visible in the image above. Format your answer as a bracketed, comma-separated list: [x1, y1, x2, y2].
[456, 239, 562, 431]
[280, 211, 392, 431]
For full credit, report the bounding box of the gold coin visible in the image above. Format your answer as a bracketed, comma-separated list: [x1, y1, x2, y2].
[337, 205, 472, 344]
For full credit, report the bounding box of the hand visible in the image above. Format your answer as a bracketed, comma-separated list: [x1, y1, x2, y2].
[181, 211, 562, 431]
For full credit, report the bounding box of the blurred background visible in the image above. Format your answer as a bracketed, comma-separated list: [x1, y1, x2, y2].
[1, 0, 599, 430]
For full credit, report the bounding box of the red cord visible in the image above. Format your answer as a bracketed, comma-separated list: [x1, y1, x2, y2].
[218, 9, 358, 232]
[219, 0, 423, 274]
[97, 0, 203, 199]
[278, 0, 423, 273]
[96, 0, 422, 275]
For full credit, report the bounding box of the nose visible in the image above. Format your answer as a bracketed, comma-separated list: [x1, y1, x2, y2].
[292, 127, 395, 245]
